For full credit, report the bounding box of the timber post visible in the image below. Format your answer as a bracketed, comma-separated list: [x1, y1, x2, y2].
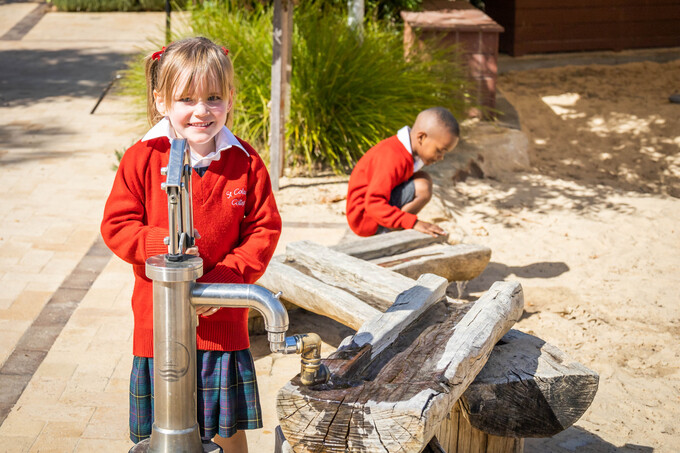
[269, 0, 293, 191]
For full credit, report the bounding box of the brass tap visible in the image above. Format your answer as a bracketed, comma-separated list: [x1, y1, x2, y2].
[287, 333, 330, 386]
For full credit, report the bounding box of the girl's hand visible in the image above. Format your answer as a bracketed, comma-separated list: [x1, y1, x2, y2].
[195, 306, 220, 316]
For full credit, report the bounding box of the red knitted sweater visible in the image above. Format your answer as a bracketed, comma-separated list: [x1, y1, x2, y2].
[346, 135, 418, 236]
[101, 136, 281, 357]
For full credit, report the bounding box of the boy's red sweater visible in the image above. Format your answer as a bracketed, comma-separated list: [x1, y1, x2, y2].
[346, 135, 418, 236]
[101, 136, 281, 357]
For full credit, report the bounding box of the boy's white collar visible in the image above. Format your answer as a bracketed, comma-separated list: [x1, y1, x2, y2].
[397, 126, 424, 172]
[142, 117, 249, 167]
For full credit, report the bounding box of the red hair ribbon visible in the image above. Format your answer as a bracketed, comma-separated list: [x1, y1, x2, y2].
[151, 44, 228, 61]
[151, 46, 166, 61]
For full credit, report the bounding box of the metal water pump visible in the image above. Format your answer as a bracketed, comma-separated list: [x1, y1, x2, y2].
[130, 139, 329, 453]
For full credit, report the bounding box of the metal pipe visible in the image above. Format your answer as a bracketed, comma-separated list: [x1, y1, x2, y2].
[286, 333, 330, 386]
[180, 161, 195, 251]
[192, 285, 329, 385]
[191, 283, 288, 353]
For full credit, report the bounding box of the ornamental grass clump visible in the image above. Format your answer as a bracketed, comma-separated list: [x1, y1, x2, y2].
[49, 0, 182, 12]
[119, 1, 473, 173]
[290, 4, 471, 172]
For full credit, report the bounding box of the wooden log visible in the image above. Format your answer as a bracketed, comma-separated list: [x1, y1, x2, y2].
[332, 229, 449, 260]
[257, 257, 379, 330]
[337, 273, 448, 359]
[370, 243, 492, 282]
[459, 329, 599, 438]
[434, 402, 524, 453]
[263, 243, 596, 440]
[286, 240, 424, 311]
[276, 281, 524, 453]
[270, 239, 596, 441]
[277, 426, 451, 453]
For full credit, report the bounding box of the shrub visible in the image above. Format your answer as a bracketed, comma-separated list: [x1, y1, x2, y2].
[120, 1, 474, 173]
[290, 4, 471, 171]
[48, 0, 180, 12]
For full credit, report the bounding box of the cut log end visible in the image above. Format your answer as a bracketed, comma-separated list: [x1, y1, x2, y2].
[460, 329, 600, 438]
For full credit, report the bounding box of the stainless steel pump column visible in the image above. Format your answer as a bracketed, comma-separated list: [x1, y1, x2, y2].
[146, 255, 205, 452]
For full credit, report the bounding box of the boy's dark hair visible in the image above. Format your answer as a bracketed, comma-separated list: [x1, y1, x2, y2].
[426, 106, 460, 137]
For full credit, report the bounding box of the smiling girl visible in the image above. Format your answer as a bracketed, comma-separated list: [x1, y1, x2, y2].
[101, 37, 281, 452]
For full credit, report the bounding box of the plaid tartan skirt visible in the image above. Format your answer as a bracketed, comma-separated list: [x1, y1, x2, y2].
[129, 349, 262, 443]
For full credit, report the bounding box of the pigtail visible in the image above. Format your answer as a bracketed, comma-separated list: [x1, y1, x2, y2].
[145, 55, 162, 127]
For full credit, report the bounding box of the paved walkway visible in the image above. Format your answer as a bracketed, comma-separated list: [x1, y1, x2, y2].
[0, 5, 348, 452]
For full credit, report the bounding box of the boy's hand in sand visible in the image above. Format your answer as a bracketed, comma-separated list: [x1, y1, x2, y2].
[413, 220, 446, 237]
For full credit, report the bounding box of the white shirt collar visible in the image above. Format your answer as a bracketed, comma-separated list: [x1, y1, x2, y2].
[142, 117, 249, 168]
[397, 125, 424, 172]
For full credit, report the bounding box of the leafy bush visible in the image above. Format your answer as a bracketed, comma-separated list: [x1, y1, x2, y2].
[120, 1, 474, 173]
[49, 0, 186, 12]
[290, 4, 471, 171]
[51, 0, 151, 12]
[325, 0, 423, 22]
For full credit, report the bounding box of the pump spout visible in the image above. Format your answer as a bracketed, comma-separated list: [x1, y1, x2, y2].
[191, 283, 329, 386]
[191, 283, 288, 352]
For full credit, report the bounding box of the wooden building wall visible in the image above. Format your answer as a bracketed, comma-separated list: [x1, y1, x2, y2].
[483, 0, 680, 56]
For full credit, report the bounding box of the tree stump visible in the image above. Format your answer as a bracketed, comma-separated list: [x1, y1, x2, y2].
[276, 281, 524, 452]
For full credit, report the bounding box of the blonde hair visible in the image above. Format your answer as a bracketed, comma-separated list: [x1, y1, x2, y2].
[145, 37, 234, 128]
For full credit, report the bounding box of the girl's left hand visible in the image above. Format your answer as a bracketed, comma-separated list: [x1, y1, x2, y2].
[196, 306, 220, 316]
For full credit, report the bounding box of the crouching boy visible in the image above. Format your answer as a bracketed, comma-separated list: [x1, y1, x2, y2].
[346, 107, 460, 237]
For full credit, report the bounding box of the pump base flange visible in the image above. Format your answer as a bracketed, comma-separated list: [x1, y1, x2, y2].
[129, 438, 222, 453]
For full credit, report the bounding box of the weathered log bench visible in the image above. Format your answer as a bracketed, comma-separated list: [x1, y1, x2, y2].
[258, 231, 598, 452]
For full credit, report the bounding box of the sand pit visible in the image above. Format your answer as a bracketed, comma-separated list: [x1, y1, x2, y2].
[271, 59, 680, 452]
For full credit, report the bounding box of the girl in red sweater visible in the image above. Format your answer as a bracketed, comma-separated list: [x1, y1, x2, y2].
[101, 37, 281, 453]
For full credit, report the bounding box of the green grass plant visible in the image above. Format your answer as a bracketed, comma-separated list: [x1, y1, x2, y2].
[48, 0, 184, 12]
[119, 1, 474, 173]
[290, 4, 471, 171]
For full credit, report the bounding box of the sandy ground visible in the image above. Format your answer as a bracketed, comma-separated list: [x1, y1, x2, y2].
[271, 59, 680, 452]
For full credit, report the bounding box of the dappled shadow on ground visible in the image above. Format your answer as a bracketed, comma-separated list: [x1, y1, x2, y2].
[499, 61, 680, 199]
[430, 60, 680, 224]
[0, 47, 131, 106]
[436, 171, 639, 227]
[0, 121, 74, 154]
[525, 425, 654, 453]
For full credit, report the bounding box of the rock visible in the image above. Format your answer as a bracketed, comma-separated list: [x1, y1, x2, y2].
[457, 123, 531, 179]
